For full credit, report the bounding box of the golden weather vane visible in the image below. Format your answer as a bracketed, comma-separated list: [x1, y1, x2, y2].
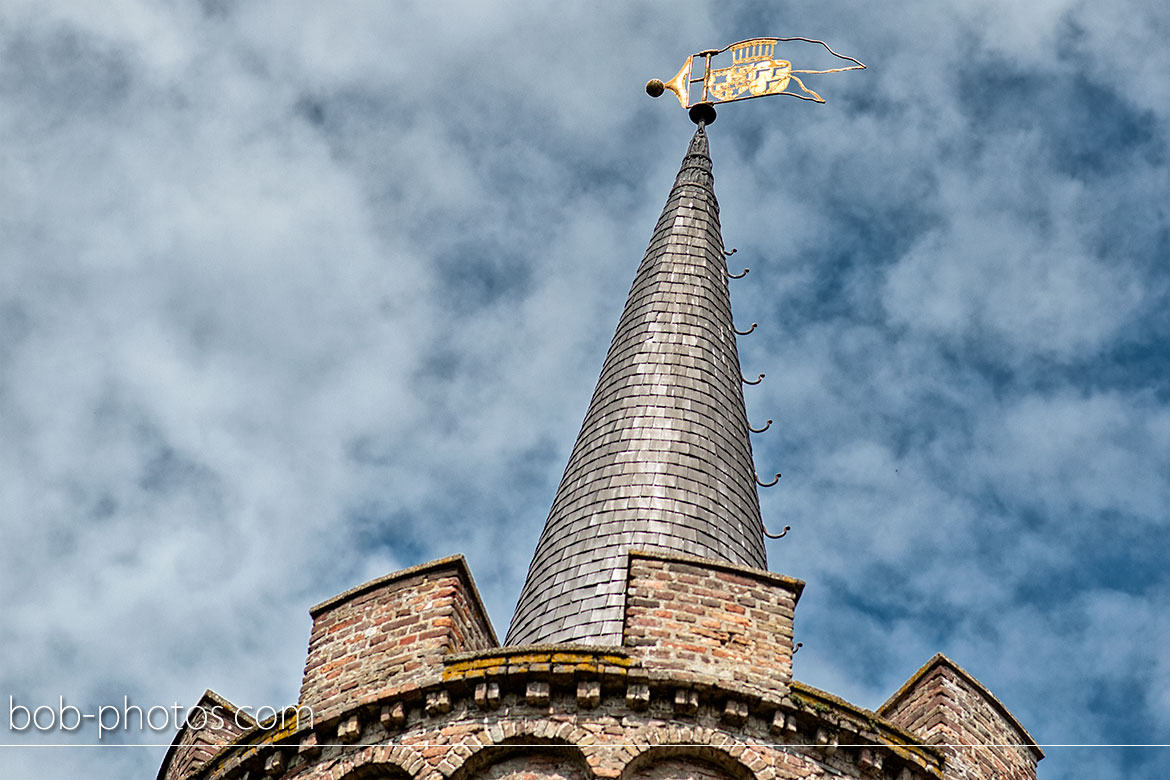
[646, 37, 865, 123]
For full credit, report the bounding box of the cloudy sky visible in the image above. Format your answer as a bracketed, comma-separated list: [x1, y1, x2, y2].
[2, 1, 1167, 778]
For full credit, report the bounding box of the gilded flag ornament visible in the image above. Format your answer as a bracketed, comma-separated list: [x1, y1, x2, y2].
[647, 37, 864, 122]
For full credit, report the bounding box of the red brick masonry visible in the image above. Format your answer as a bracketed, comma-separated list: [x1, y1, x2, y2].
[880, 654, 1043, 780]
[623, 551, 802, 698]
[157, 555, 1039, 780]
[299, 556, 497, 721]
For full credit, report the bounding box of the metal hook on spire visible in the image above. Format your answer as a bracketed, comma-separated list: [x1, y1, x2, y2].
[724, 247, 738, 257]
[727, 267, 750, 279]
[749, 419, 773, 433]
[756, 472, 782, 487]
[743, 373, 765, 385]
[764, 524, 791, 539]
[734, 322, 757, 336]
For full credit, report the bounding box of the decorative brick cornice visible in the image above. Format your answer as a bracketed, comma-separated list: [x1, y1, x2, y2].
[195, 651, 944, 780]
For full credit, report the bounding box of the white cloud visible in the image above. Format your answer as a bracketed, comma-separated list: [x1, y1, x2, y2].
[971, 392, 1170, 520]
[1, 2, 1168, 779]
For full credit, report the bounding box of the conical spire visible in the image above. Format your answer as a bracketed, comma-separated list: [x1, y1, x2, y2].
[507, 125, 767, 646]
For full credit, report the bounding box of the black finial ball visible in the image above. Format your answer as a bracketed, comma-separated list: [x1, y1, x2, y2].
[646, 79, 665, 97]
[688, 102, 717, 126]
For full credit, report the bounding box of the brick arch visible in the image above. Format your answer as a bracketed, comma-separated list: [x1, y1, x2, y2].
[442, 723, 597, 780]
[616, 731, 778, 780]
[324, 745, 428, 780]
[620, 751, 752, 780]
[458, 748, 591, 780]
[337, 765, 413, 780]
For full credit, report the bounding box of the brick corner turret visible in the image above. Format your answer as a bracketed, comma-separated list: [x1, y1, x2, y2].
[880, 653, 1043, 780]
[156, 689, 255, 780]
[298, 554, 498, 721]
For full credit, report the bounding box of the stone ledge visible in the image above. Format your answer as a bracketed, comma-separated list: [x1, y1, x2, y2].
[626, 550, 806, 599]
[790, 680, 944, 774]
[445, 644, 633, 665]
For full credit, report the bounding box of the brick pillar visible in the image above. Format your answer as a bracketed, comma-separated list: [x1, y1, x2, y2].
[622, 551, 803, 699]
[298, 555, 497, 720]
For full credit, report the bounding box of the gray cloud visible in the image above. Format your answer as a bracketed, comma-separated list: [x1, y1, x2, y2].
[1, 2, 1167, 778]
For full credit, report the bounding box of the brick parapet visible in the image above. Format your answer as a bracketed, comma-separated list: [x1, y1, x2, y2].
[156, 690, 256, 780]
[191, 648, 942, 780]
[880, 654, 1041, 780]
[166, 556, 1048, 780]
[622, 551, 803, 699]
[298, 555, 497, 721]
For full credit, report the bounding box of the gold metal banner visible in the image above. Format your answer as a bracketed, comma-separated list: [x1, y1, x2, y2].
[647, 37, 864, 110]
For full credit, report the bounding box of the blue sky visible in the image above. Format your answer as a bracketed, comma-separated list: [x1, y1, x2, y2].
[1, 2, 1167, 778]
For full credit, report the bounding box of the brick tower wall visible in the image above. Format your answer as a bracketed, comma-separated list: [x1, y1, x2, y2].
[159, 555, 1041, 780]
[622, 551, 803, 698]
[298, 556, 497, 721]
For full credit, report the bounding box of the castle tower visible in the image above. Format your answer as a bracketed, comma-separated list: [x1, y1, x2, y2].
[507, 123, 767, 646]
[158, 102, 1042, 780]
